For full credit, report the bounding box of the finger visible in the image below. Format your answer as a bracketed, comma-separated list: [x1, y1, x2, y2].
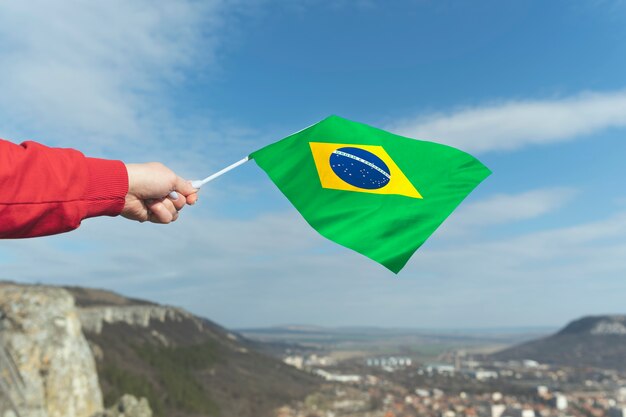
[168, 192, 187, 211]
[147, 200, 174, 224]
[174, 176, 197, 197]
[160, 197, 180, 219]
[186, 192, 199, 205]
[121, 196, 150, 223]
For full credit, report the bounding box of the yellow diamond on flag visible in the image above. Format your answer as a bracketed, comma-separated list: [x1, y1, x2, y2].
[309, 142, 422, 199]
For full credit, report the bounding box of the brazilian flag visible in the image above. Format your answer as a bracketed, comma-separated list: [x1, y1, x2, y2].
[250, 116, 491, 273]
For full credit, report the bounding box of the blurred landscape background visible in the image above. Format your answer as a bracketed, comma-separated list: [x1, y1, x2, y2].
[3, 0, 626, 416]
[3, 282, 626, 417]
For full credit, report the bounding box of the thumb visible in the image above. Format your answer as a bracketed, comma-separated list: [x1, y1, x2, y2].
[173, 176, 197, 196]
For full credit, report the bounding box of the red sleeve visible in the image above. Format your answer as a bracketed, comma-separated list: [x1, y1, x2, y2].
[0, 139, 129, 238]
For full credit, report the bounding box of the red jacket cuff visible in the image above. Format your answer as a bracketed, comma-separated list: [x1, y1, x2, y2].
[83, 158, 128, 219]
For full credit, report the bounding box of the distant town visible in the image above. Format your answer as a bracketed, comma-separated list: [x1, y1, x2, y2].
[276, 351, 626, 417]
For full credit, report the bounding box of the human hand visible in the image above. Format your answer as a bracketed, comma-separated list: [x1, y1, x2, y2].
[122, 162, 198, 224]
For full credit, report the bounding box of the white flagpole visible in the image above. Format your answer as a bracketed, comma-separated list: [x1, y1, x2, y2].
[168, 156, 250, 199]
[190, 156, 250, 189]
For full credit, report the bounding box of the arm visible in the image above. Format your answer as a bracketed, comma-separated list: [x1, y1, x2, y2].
[0, 139, 197, 239]
[0, 139, 128, 238]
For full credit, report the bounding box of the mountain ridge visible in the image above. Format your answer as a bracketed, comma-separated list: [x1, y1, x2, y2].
[556, 315, 626, 336]
[492, 314, 626, 370]
[62, 285, 321, 417]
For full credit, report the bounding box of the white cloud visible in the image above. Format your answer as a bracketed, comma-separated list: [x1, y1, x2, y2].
[437, 187, 578, 238]
[416, 211, 626, 297]
[387, 210, 626, 327]
[0, 0, 224, 152]
[0, 186, 600, 328]
[390, 90, 626, 153]
[5, 198, 626, 328]
[0, 207, 371, 326]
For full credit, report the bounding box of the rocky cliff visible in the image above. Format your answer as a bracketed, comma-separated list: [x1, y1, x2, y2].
[78, 304, 197, 334]
[0, 283, 103, 417]
[0, 282, 320, 417]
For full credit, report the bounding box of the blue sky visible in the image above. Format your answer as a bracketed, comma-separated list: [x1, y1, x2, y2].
[2, 0, 626, 329]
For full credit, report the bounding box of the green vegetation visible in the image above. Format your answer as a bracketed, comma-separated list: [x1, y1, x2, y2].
[100, 342, 220, 417]
[135, 342, 219, 415]
[100, 364, 164, 416]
